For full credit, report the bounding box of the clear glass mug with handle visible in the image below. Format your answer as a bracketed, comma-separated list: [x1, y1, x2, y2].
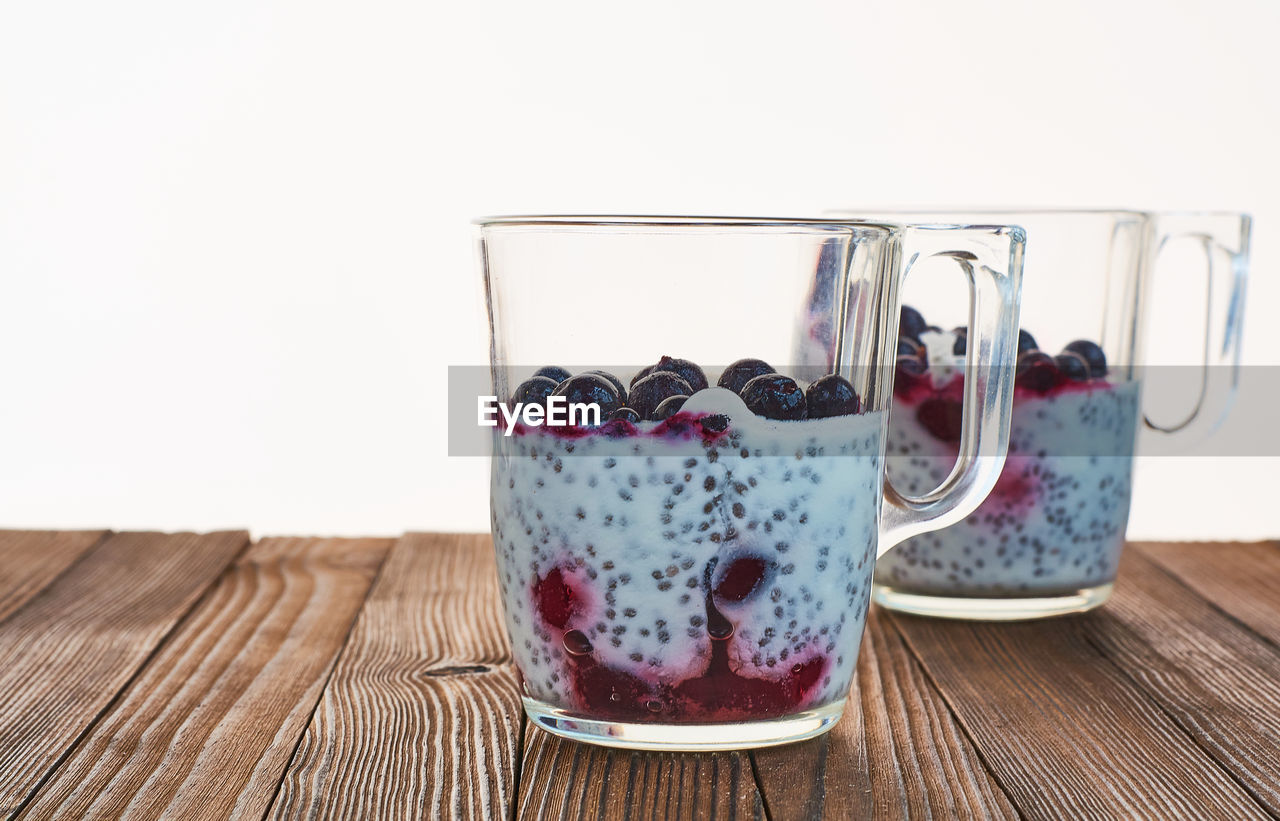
[808, 209, 1251, 620]
[478, 215, 1024, 750]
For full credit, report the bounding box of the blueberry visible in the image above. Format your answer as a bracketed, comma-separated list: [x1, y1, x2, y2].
[1016, 351, 1059, 393]
[511, 376, 558, 409]
[1017, 329, 1039, 355]
[1055, 352, 1090, 383]
[649, 356, 708, 393]
[610, 407, 640, 423]
[717, 358, 775, 395]
[897, 338, 923, 358]
[1063, 340, 1107, 377]
[952, 327, 968, 356]
[652, 395, 689, 420]
[805, 374, 861, 418]
[552, 373, 622, 423]
[699, 414, 730, 434]
[629, 364, 656, 387]
[925, 325, 944, 335]
[629, 372, 694, 420]
[534, 365, 572, 383]
[900, 305, 928, 341]
[585, 370, 628, 405]
[741, 374, 807, 420]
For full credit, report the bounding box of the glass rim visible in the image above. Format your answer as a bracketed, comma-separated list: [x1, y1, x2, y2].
[472, 214, 901, 230]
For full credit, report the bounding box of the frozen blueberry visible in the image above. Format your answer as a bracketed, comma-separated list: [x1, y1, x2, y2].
[1063, 340, 1107, 377]
[1017, 329, 1039, 355]
[629, 364, 656, 387]
[1016, 351, 1059, 393]
[1055, 351, 1090, 383]
[511, 376, 558, 409]
[805, 374, 861, 418]
[741, 374, 807, 420]
[900, 305, 928, 341]
[552, 373, 623, 422]
[717, 358, 775, 395]
[952, 327, 968, 356]
[699, 414, 730, 434]
[610, 407, 640, 423]
[652, 395, 689, 420]
[648, 356, 709, 393]
[630, 372, 694, 420]
[534, 365, 572, 383]
[585, 370, 628, 405]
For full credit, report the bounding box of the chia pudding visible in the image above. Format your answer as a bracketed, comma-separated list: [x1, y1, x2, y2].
[878, 307, 1139, 598]
[490, 359, 883, 723]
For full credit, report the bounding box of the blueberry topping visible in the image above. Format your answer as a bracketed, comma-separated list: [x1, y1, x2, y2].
[805, 374, 861, 418]
[716, 358, 775, 395]
[609, 407, 640, 423]
[1017, 329, 1039, 355]
[1063, 340, 1107, 377]
[552, 373, 623, 422]
[629, 372, 694, 420]
[534, 365, 572, 383]
[511, 376, 558, 409]
[897, 338, 923, 358]
[1016, 351, 1059, 393]
[900, 305, 928, 341]
[585, 370, 628, 405]
[651, 395, 689, 420]
[1055, 352, 1090, 383]
[629, 364, 656, 387]
[952, 327, 968, 356]
[741, 374, 807, 420]
[649, 356, 709, 393]
[699, 414, 730, 434]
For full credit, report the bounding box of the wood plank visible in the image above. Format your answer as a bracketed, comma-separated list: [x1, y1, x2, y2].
[267, 533, 522, 821]
[1079, 548, 1280, 813]
[1133, 541, 1280, 645]
[17, 537, 392, 820]
[0, 531, 248, 818]
[517, 727, 762, 820]
[752, 609, 1016, 820]
[0, 530, 108, 624]
[888, 602, 1270, 819]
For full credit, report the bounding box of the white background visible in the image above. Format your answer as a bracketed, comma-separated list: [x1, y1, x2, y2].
[2, 0, 1276, 538]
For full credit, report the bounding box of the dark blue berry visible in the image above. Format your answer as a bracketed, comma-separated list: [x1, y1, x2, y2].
[717, 358, 775, 394]
[1017, 329, 1039, 355]
[511, 376, 558, 409]
[629, 364, 656, 387]
[629, 372, 693, 420]
[1055, 352, 1090, 382]
[552, 373, 622, 423]
[1016, 351, 1059, 393]
[952, 327, 968, 356]
[741, 374, 807, 420]
[534, 365, 572, 383]
[585, 370, 628, 405]
[699, 414, 730, 434]
[897, 338, 923, 358]
[896, 355, 926, 376]
[900, 305, 928, 341]
[1063, 340, 1107, 377]
[805, 374, 860, 418]
[652, 395, 689, 420]
[610, 407, 640, 423]
[649, 356, 708, 393]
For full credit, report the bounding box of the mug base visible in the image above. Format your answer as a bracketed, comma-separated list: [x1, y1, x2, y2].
[523, 696, 846, 751]
[872, 582, 1114, 621]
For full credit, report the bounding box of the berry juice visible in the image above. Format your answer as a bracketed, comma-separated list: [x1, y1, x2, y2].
[491, 379, 884, 725]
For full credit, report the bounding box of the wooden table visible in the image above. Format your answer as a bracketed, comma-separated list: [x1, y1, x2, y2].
[0, 531, 1277, 819]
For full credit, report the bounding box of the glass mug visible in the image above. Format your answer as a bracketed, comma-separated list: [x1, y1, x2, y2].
[478, 216, 1025, 750]
[807, 209, 1251, 620]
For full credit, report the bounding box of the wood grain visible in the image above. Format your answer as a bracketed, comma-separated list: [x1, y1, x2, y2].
[268, 533, 522, 821]
[752, 609, 1016, 820]
[1080, 548, 1280, 813]
[0, 531, 248, 817]
[517, 727, 762, 820]
[0, 530, 108, 624]
[888, 606, 1270, 819]
[17, 537, 392, 820]
[1133, 541, 1280, 645]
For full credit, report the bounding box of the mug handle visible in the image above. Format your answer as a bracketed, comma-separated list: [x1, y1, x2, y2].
[878, 225, 1025, 557]
[1141, 213, 1252, 442]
